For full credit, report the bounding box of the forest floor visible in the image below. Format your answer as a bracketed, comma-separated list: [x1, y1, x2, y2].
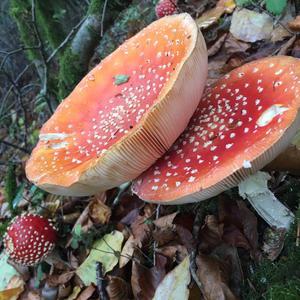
[0, 0, 300, 299]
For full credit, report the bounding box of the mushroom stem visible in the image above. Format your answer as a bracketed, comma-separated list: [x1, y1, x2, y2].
[238, 171, 294, 230]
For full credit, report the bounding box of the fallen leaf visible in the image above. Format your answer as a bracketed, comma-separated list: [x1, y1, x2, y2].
[223, 33, 251, 55]
[106, 276, 131, 300]
[212, 244, 244, 297]
[76, 231, 124, 285]
[0, 287, 24, 300]
[288, 15, 300, 31]
[0, 253, 20, 291]
[196, 254, 238, 300]
[208, 33, 227, 57]
[119, 235, 136, 268]
[156, 243, 188, 262]
[230, 9, 273, 42]
[131, 215, 152, 246]
[153, 212, 177, 229]
[199, 215, 223, 253]
[66, 286, 81, 300]
[218, 196, 260, 259]
[0, 275, 25, 300]
[262, 227, 286, 260]
[77, 285, 96, 300]
[153, 256, 190, 300]
[89, 197, 111, 224]
[47, 271, 74, 286]
[19, 291, 41, 300]
[131, 254, 167, 300]
[197, 0, 236, 29]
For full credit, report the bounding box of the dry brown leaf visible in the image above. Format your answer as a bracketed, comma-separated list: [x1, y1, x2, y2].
[119, 235, 136, 268]
[212, 244, 244, 297]
[196, 254, 238, 300]
[89, 197, 111, 224]
[66, 286, 81, 300]
[153, 212, 177, 229]
[47, 271, 74, 286]
[131, 254, 167, 300]
[0, 275, 25, 300]
[77, 285, 96, 300]
[262, 227, 286, 261]
[131, 215, 152, 246]
[223, 33, 251, 55]
[0, 287, 24, 300]
[288, 15, 300, 31]
[156, 243, 188, 262]
[199, 215, 223, 252]
[197, 0, 236, 29]
[106, 276, 131, 300]
[208, 33, 227, 57]
[218, 196, 260, 260]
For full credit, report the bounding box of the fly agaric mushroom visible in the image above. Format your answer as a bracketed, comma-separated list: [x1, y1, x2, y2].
[26, 13, 207, 196]
[156, 0, 178, 18]
[4, 214, 57, 266]
[133, 56, 300, 229]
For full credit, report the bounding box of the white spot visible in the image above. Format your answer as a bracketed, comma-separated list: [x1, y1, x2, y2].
[39, 133, 70, 141]
[243, 160, 252, 168]
[256, 105, 289, 127]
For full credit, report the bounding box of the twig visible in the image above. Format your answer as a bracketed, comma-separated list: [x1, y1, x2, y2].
[96, 262, 109, 300]
[0, 46, 39, 72]
[0, 139, 30, 154]
[100, 0, 109, 37]
[31, 0, 53, 114]
[2, 71, 29, 147]
[190, 207, 205, 292]
[153, 204, 160, 266]
[190, 250, 202, 290]
[46, 16, 87, 64]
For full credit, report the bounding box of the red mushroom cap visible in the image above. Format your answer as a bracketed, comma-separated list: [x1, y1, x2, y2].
[25, 13, 207, 196]
[155, 0, 177, 18]
[133, 56, 300, 204]
[4, 214, 57, 266]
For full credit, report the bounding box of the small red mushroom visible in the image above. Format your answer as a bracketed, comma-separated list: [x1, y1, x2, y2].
[4, 214, 57, 266]
[155, 0, 178, 18]
[133, 56, 300, 205]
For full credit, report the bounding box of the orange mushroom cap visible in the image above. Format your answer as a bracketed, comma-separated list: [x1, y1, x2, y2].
[133, 56, 300, 204]
[26, 13, 207, 196]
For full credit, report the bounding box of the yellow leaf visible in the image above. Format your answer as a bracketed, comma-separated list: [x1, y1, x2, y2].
[76, 231, 124, 286]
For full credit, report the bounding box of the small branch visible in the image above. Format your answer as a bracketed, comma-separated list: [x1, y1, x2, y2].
[96, 262, 109, 300]
[46, 17, 87, 64]
[0, 139, 30, 154]
[153, 204, 161, 266]
[190, 250, 202, 290]
[100, 0, 108, 37]
[31, 0, 52, 114]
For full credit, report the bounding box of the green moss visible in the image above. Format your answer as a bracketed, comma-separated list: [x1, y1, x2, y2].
[243, 221, 300, 300]
[4, 164, 17, 212]
[35, 1, 66, 51]
[96, 0, 156, 60]
[10, 0, 41, 61]
[57, 0, 130, 99]
[58, 49, 85, 99]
